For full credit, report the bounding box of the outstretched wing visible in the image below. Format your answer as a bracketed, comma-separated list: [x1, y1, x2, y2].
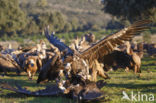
[44, 27, 73, 55]
[0, 83, 63, 96]
[80, 20, 151, 62]
[82, 91, 105, 102]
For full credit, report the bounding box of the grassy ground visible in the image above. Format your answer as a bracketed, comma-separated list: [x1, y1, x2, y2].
[0, 57, 156, 103]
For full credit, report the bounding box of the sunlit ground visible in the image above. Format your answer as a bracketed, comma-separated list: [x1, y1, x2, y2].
[0, 57, 156, 103]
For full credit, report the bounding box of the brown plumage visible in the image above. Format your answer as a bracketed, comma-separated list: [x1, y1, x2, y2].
[44, 20, 151, 81]
[0, 53, 21, 75]
[101, 50, 141, 73]
[101, 41, 142, 74]
[23, 56, 42, 79]
[80, 20, 151, 62]
[63, 80, 106, 101]
[125, 42, 141, 73]
[136, 42, 144, 58]
[85, 33, 95, 43]
[37, 53, 64, 83]
[0, 20, 151, 102]
[78, 20, 150, 80]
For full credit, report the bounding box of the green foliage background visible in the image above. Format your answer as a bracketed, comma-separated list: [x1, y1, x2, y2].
[0, 0, 156, 43]
[0, 0, 27, 36]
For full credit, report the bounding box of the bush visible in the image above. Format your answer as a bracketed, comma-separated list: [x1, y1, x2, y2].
[143, 31, 151, 43]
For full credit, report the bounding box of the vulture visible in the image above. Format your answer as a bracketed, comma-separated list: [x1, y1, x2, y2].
[124, 41, 142, 73]
[41, 20, 151, 82]
[23, 56, 42, 79]
[37, 53, 64, 83]
[85, 33, 95, 43]
[0, 53, 21, 75]
[0, 20, 151, 102]
[16, 41, 48, 79]
[0, 79, 106, 101]
[101, 50, 141, 73]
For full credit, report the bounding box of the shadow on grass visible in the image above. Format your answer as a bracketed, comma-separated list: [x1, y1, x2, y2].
[113, 75, 156, 80]
[142, 63, 156, 66]
[0, 78, 48, 91]
[0, 92, 27, 98]
[142, 57, 156, 62]
[27, 96, 107, 103]
[0, 72, 27, 76]
[141, 89, 156, 93]
[106, 83, 156, 89]
[0, 89, 106, 103]
[27, 96, 76, 103]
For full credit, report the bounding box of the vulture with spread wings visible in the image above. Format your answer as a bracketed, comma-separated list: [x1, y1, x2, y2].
[43, 20, 151, 81]
[80, 20, 151, 62]
[0, 20, 151, 101]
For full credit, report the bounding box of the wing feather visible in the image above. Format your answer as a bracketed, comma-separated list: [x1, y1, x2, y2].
[80, 20, 151, 62]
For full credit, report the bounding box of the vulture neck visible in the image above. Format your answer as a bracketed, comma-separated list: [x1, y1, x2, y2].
[126, 42, 132, 55]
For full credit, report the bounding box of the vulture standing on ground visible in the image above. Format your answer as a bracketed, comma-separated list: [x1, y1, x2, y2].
[102, 50, 134, 72]
[41, 20, 151, 82]
[124, 41, 142, 73]
[0, 20, 151, 101]
[16, 41, 47, 79]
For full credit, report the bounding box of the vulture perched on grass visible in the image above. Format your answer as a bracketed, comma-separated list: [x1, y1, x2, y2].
[23, 56, 42, 79]
[16, 41, 48, 79]
[0, 20, 151, 102]
[40, 20, 151, 82]
[101, 50, 141, 73]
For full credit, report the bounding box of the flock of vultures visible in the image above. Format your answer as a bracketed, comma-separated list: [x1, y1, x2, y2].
[0, 20, 155, 102]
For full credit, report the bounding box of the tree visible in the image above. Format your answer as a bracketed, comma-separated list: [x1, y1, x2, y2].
[71, 17, 79, 31]
[23, 17, 39, 35]
[0, 0, 27, 36]
[37, 11, 66, 32]
[38, 12, 49, 31]
[91, 24, 101, 31]
[54, 12, 66, 32]
[143, 31, 151, 43]
[102, 0, 156, 22]
[36, 0, 48, 8]
[64, 23, 72, 32]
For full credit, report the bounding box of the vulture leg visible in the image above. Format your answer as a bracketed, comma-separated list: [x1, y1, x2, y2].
[91, 68, 97, 81]
[134, 65, 138, 74]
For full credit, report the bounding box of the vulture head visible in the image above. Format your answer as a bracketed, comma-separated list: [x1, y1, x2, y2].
[23, 56, 41, 79]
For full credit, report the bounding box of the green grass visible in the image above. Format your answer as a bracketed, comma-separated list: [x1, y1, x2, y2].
[0, 57, 156, 103]
[0, 29, 116, 46]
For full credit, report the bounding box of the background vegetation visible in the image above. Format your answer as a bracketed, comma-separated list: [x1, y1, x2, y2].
[0, 0, 156, 45]
[0, 0, 113, 37]
[102, 0, 156, 22]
